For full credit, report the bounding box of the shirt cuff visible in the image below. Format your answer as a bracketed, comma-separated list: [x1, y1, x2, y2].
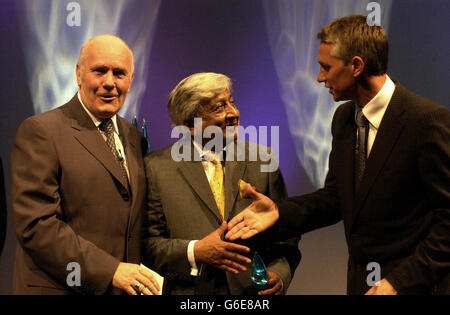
[187, 240, 199, 276]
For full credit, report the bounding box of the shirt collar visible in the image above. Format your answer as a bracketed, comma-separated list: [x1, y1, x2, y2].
[192, 139, 225, 161]
[78, 91, 119, 134]
[359, 75, 395, 130]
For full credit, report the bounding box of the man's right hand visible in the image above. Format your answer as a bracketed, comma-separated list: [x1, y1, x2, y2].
[194, 221, 252, 274]
[112, 262, 161, 295]
[225, 182, 279, 241]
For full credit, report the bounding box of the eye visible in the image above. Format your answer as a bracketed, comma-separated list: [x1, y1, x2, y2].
[114, 70, 126, 77]
[93, 68, 106, 74]
[214, 102, 225, 111]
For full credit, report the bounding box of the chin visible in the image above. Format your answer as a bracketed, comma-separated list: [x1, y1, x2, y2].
[98, 103, 122, 114]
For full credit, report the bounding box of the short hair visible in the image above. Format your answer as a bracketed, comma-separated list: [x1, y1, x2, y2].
[317, 14, 388, 76]
[167, 72, 232, 126]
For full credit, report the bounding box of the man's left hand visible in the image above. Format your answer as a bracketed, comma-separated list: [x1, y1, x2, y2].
[258, 271, 284, 295]
[365, 278, 398, 295]
[225, 183, 279, 241]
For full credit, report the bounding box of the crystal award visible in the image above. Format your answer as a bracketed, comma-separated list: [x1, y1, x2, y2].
[251, 251, 269, 290]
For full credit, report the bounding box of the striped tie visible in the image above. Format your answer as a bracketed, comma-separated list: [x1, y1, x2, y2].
[354, 108, 369, 193]
[99, 119, 129, 190]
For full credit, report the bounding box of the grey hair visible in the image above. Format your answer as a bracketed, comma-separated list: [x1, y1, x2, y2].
[167, 72, 233, 126]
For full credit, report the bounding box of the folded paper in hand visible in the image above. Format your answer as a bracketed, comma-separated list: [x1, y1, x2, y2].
[140, 263, 164, 295]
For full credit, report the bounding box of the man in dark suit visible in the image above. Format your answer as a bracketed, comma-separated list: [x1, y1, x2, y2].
[11, 35, 159, 295]
[226, 15, 450, 294]
[143, 73, 300, 294]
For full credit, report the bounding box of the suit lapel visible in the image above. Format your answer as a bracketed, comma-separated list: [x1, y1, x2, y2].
[351, 85, 406, 230]
[335, 104, 357, 230]
[118, 119, 137, 195]
[67, 96, 130, 191]
[224, 160, 246, 221]
[117, 118, 139, 219]
[178, 161, 224, 222]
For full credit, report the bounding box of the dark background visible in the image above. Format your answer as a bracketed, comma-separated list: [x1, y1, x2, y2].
[0, 0, 448, 294]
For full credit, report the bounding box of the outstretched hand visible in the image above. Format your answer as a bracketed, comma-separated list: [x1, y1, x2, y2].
[225, 182, 279, 241]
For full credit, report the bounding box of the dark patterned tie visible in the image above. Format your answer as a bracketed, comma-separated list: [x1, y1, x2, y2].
[99, 119, 129, 189]
[355, 108, 369, 192]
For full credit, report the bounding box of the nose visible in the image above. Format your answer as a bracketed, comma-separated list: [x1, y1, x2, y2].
[317, 69, 326, 83]
[225, 102, 240, 123]
[103, 71, 115, 90]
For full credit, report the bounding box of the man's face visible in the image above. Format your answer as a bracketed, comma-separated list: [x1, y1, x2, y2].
[76, 38, 134, 120]
[317, 43, 355, 102]
[196, 89, 240, 142]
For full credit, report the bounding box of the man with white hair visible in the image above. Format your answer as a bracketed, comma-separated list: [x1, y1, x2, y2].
[142, 72, 300, 295]
[11, 35, 159, 295]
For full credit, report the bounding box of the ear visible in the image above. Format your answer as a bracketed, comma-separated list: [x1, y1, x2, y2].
[129, 72, 135, 91]
[76, 64, 82, 87]
[351, 56, 365, 78]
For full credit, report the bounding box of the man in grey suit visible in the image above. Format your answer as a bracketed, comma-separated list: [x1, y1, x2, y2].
[143, 72, 300, 295]
[11, 35, 159, 295]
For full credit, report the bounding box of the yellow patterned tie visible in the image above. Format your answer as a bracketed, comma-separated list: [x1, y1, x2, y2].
[210, 157, 225, 219]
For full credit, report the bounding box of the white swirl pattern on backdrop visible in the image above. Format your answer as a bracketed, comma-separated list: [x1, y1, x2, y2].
[19, 0, 161, 120]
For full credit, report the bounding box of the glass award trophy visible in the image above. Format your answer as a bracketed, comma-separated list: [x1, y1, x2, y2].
[251, 251, 269, 290]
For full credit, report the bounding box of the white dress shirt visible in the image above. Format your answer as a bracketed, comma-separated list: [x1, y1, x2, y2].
[358, 75, 396, 157]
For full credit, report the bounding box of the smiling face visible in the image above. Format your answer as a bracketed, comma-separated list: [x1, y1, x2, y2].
[317, 43, 356, 102]
[196, 89, 240, 142]
[76, 36, 134, 120]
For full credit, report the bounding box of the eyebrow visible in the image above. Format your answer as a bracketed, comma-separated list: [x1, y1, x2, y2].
[90, 65, 128, 73]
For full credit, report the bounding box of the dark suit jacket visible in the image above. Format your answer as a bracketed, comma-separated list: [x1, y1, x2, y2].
[143, 140, 301, 294]
[0, 157, 6, 257]
[275, 83, 450, 294]
[11, 95, 147, 294]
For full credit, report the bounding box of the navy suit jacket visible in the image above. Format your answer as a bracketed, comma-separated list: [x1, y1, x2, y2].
[275, 83, 450, 294]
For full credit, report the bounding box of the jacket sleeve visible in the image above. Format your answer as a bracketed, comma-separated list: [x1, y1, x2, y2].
[142, 156, 192, 280]
[386, 107, 450, 294]
[274, 108, 343, 240]
[11, 117, 120, 294]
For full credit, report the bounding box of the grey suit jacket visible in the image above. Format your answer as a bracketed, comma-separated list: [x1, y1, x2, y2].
[143, 140, 301, 294]
[11, 95, 147, 294]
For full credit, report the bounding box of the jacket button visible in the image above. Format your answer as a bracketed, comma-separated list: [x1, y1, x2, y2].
[122, 194, 129, 201]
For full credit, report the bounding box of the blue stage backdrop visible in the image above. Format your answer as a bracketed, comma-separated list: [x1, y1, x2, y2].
[0, 0, 448, 294]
